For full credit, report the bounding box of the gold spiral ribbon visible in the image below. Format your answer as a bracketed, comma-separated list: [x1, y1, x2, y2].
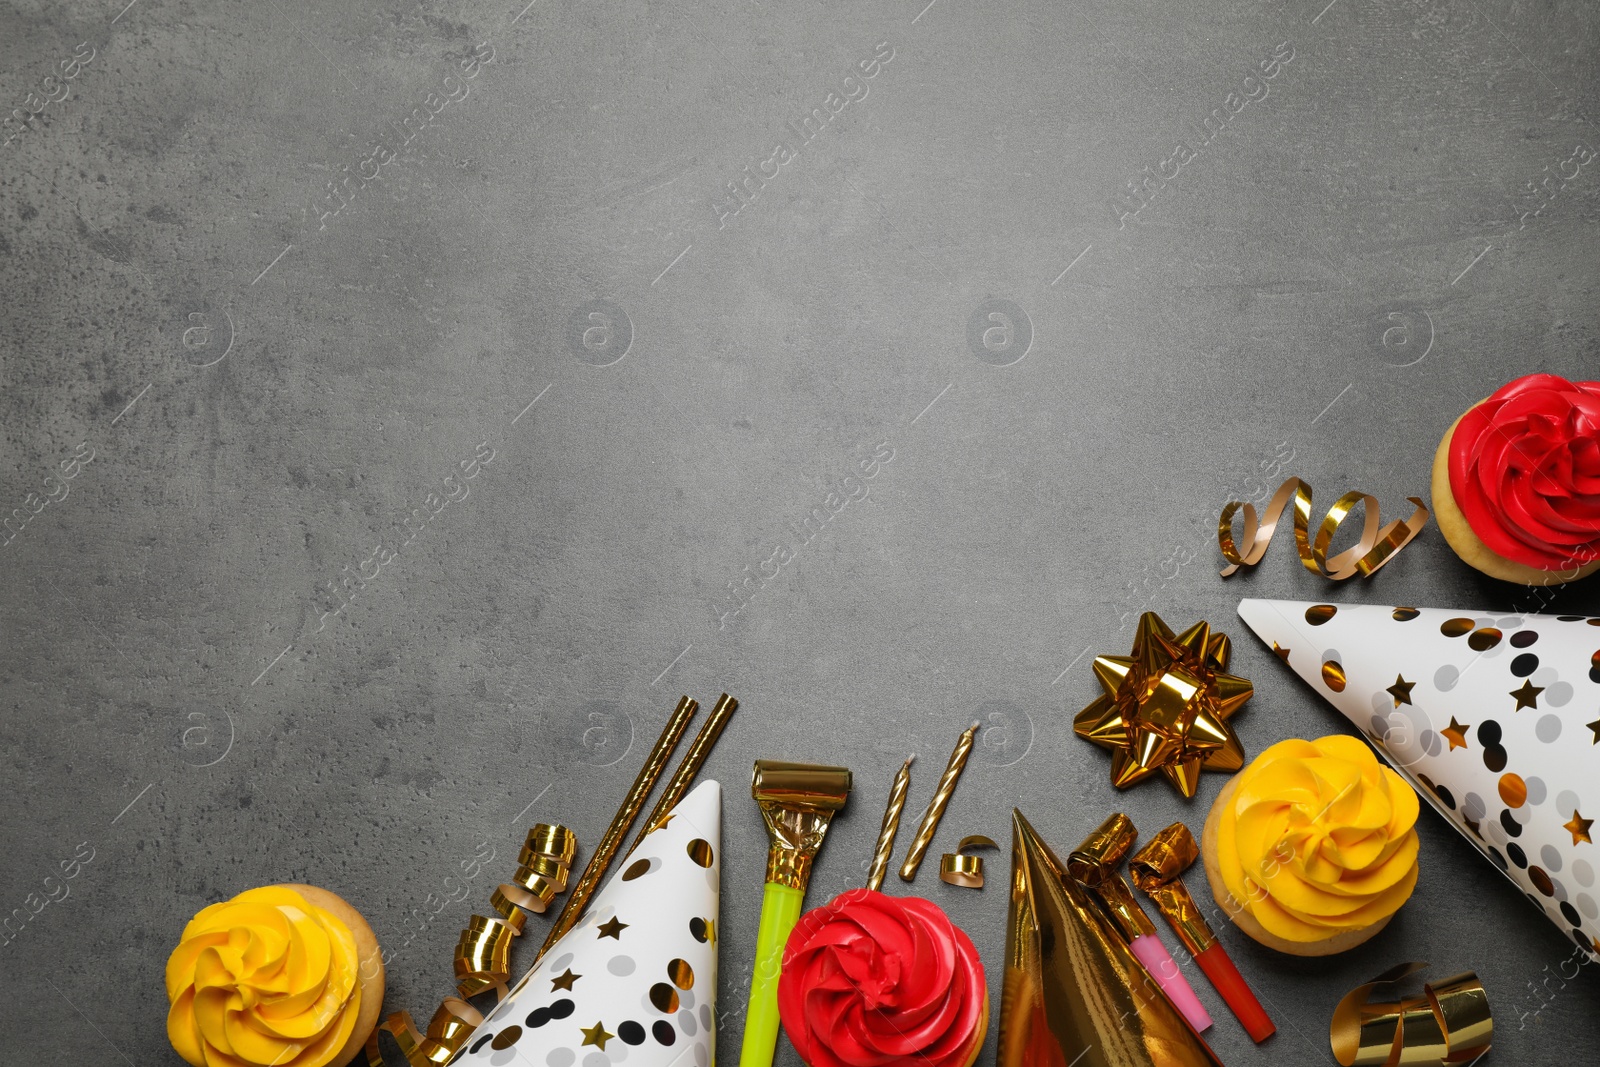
[366, 823, 577, 1067]
[1219, 477, 1430, 581]
[1329, 962, 1492, 1067]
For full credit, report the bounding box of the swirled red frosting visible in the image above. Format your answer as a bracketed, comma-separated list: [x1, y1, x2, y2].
[778, 889, 986, 1067]
[1449, 373, 1600, 569]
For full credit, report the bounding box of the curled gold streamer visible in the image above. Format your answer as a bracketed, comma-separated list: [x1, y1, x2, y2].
[364, 823, 578, 1067]
[1219, 476, 1430, 580]
[1329, 963, 1492, 1067]
[939, 834, 998, 889]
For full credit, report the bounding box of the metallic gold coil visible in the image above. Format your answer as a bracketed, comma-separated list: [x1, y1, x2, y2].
[940, 835, 998, 888]
[453, 915, 518, 997]
[523, 822, 576, 864]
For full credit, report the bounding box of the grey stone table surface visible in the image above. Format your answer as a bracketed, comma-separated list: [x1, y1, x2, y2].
[3, 0, 1598, 1063]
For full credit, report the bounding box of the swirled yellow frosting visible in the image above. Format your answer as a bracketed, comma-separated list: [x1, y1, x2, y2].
[166, 886, 361, 1067]
[1216, 735, 1419, 943]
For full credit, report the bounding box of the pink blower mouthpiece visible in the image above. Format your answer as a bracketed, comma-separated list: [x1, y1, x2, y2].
[1129, 933, 1213, 1033]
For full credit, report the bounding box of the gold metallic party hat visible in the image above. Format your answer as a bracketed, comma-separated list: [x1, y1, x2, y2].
[998, 810, 1222, 1067]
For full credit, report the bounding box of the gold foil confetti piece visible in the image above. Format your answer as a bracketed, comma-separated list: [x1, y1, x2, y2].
[1322, 660, 1348, 692]
[1329, 963, 1491, 1067]
[900, 722, 980, 881]
[1219, 476, 1430, 581]
[939, 834, 999, 888]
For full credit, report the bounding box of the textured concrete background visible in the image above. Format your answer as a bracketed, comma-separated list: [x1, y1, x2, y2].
[3, 0, 1599, 1064]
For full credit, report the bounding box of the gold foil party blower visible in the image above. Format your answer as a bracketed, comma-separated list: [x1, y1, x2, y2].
[740, 760, 853, 1067]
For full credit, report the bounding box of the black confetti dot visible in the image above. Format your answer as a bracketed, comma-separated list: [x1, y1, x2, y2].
[526, 1008, 551, 1028]
[1575, 929, 1593, 951]
[1433, 784, 1456, 809]
[1511, 653, 1539, 677]
[1489, 847, 1508, 871]
[653, 1021, 676, 1046]
[689, 917, 708, 943]
[470, 1033, 495, 1054]
[618, 1021, 646, 1046]
[1558, 616, 1585, 622]
[1479, 720, 1502, 745]
[550, 999, 575, 1020]
[1484, 745, 1508, 773]
[1508, 843, 1528, 868]
[1562, 901, 1583, 926]
[1590, 666, 1600, 684]
[1511, 630, 1539, 648]
[1501, 809, 1523, 837]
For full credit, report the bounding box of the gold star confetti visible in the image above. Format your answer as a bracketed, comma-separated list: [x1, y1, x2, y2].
[1272, 642, 1291, 663]
[1441, 717, 1471, 751]
[551, 968, 580, 991]
[1386, 674, 1415, 707]
[580, 1022, 614, 1050]
[1073, 612, 1254, 798]
[1510, 679, 1544, 711]
[596, 916, 628, 940]
[1565, 810, 1593, 846]
[1588, 717, 1600, 745]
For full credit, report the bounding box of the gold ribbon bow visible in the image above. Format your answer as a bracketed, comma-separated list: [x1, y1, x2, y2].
[366, 824, 576, 1067]
[1329, 962, 1492, 1067]
[1219, 477, 1429, 580]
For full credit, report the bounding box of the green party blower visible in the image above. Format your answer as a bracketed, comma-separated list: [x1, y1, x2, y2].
[740, 760, 853, 1067]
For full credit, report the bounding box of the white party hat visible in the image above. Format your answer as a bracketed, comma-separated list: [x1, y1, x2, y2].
[455, 779, 722, 1067]
[1236, 598, 1600, 959]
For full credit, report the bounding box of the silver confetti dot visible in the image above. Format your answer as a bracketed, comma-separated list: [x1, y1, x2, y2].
[1559, 791, 1583, 815]
[1526, 777, 1548, 806]
[1546, 682, 1574, 708]
[1463, 793, 1486, 822]
[1543, 844, 1565, 872]
[608, 956, 636, 976]
[1420, 730, 1441, 757]
[547, 1050, 576, 1067]
[1536, 716, 1563, 743]
[584, 1054, 609, 1067]
[679, 1009, 697, 1037]
[700, 1004, 712, 1030]
[1532, 667, 1558, 687]
[695, 1042, 710, 1067]
[1575, 859, 1596, 888]
[1580, 893, 1599, 920]
[1434, 665, 1459, 692]
[550, 953, 574, 973]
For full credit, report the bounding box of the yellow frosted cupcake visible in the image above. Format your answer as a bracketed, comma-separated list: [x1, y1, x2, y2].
[166, 884, 383, 1067]
[1201, 735, 1419, 956]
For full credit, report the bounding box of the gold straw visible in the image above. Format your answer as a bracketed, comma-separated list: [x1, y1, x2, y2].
[866, 755, 914, 891]
[536, 695, 698, 959]
[899, 721, 979, 882]
[627, 693, 740, 855]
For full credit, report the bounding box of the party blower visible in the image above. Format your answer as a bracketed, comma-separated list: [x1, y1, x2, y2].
[1131, 822, 1276, 1043]
[1067, 813, 1213, 1034]
[740, 760, 853, 1067]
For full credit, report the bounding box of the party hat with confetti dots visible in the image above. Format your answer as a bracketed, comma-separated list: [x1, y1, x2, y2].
[1238, 598, 1600, 959]
[456, 779, 722, 1066]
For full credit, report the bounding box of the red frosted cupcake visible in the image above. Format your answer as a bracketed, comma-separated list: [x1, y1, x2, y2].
[778, 889, 988, 1067]
[1432, 373, 1600, 584]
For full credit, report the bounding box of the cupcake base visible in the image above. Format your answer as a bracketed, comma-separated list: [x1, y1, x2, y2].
[1432, 413, 1600, 586]
[1199, 777, 1391, 957]
[278, 884, 385, 1067]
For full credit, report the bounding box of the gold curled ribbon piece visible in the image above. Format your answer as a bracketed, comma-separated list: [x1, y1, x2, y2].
[365, 822, 578, 1067]
[368, 997, 483, 1067]
[1329, 962, 1492, 1067]
[1219, 476, 1430, 580]
[940, 834, 998, 888]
